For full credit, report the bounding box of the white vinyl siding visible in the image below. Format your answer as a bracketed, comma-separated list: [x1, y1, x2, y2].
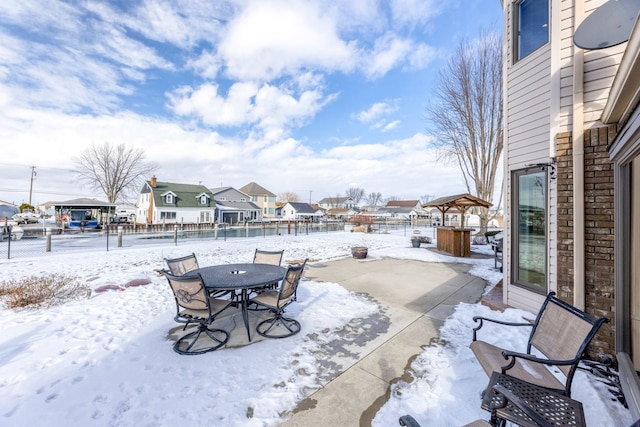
[558, 0, 625, 132]
[504, 1, 556, 310]
[506, 44, 552, 167]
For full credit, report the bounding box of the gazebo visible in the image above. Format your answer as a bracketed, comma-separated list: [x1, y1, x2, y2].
[423, 193, 492, 257]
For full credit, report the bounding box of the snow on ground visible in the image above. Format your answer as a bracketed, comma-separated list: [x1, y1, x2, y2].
[0, 230, 632, 426]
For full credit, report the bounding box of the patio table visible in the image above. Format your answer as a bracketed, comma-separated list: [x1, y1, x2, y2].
[481, 371, 586, 427]
[191, 263, 286, 341]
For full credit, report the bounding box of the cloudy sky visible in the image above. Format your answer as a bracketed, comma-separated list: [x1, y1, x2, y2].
[0, 0, 502, 207]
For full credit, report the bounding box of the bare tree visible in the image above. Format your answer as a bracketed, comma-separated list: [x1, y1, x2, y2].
[277, 192, 300, 203]
[366, 192, 383, 206]
[385, 195, 399, 203]
[74, 142, 157, 203]
[345, 187, 365, 204]
[427, 29, 503, 231]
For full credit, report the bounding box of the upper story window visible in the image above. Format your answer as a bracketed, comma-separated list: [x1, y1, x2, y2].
[164, 194, 174, 204]
[516, 0, 549, 61]
[199, 195, 208, 205]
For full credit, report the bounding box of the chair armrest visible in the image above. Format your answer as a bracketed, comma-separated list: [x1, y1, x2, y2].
[398, 415, 422, 427]
[500, 349, 579, 371]
[472, 316, 532, 341]
[490, 384, 553, 427]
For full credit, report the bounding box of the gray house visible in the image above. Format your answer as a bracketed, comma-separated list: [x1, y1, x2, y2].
[210, 187, 262, 224]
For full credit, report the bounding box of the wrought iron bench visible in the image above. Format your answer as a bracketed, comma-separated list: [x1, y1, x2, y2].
[470, 292, 609, 397]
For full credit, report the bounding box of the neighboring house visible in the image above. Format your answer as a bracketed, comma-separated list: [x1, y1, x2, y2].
[136, 176, 215, 225]
[318, 196, 357, 210]
[500, 0, 640, 362]
[36, 201, 57, 216]
[325, 207, 357, 219]
[385, 200, 422, 210]
[239, 182, 277, 219]
[280, 202, 323, 221]
[210, 186, 262, 224]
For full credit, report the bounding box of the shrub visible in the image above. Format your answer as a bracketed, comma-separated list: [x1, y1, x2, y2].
[0, 274, 90, 309]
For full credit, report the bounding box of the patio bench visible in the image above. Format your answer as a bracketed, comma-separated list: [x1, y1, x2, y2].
[470, 291, 609, 397]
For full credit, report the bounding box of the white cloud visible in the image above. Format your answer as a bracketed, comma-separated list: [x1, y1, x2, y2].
[381, 120, 400, 132]
[390, 0, 442, 28]
[363, 32, 414, 79]
[218, 0, 357, 81]
[353, 101, 399, 123]
[168, 80, 336, 141]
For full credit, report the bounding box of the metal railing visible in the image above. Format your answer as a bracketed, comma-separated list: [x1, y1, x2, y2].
[0, 219, 439, 259]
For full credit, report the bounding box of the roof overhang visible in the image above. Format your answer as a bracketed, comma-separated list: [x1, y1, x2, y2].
[602, 18, 640, 124]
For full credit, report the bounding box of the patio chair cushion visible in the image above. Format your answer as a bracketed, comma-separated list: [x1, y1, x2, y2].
[251, 290, 293, 308]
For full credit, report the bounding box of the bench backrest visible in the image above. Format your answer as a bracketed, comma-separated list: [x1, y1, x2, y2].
[528, 292, 609, 379]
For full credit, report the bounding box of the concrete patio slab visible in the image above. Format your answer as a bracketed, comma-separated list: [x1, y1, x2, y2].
[280, 255, 488, 426]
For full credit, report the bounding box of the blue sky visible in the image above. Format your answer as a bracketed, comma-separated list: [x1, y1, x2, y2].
[0, 0, 502, 206]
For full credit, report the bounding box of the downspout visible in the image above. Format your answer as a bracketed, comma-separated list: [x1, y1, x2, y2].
[572, 1, 586, 310]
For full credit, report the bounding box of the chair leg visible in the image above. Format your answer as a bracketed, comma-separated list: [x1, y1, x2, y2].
[256, 314, 301, 338]
[173, 324, 229, 355]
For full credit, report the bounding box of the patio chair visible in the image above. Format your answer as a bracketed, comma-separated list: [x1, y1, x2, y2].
[253, 248, 284, 265]
[249, 259, 307, 338]
[164, 252, 199, 276]
[470, 291, 609, 397]
[164, 270, 232, 355]
[252, 249, 284, 290]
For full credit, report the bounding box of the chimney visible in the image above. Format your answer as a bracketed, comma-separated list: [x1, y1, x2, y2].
[150, 176, 157, 188]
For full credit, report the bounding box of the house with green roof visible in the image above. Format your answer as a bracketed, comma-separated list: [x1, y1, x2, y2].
[136, 176, 215, 225]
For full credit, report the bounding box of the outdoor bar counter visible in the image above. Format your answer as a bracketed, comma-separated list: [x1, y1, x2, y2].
[436, 227, 472, 257]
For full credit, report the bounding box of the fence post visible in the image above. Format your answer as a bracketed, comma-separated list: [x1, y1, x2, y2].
[173, 225, 178, 245]
[214, 223, 219, 240]
[46, 228, 52, 252]
[6, 225, 11, 259]
[118, 226, 123, 247]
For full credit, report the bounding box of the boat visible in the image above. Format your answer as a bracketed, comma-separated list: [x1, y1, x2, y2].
[1, 221, 24, 241]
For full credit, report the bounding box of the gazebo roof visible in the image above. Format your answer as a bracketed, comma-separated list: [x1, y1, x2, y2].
[423, 193, 491, 210]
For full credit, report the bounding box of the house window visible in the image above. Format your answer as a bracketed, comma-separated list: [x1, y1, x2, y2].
[164, 194, 174, 204]
[200, 195, 208, 205]
[160, 211, 177, 220]
[515, 0, 549, 61]
[200, 211, 211, 222]
[512, 166, 547, 293]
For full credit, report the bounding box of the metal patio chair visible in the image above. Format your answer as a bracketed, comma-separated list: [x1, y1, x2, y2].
[470, 291, 609, 397]
[253, 248, 284, 266]
[164, 252, 199, 276]
[249, 259, 307, 338]
[252, 249, 285, 290]
[164, 270, 232, 355]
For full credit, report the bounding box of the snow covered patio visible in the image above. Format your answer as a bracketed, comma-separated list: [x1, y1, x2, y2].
[0, 231, 632, 426]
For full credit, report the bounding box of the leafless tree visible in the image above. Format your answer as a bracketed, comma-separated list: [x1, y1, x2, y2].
[385, 195, 399, 203]
[366, 192, 383, 206]
[345, 187, 365, 204]
[426, 29, 503, 231]
[277, 192, 300, 203]
[73, 142, 157, 204]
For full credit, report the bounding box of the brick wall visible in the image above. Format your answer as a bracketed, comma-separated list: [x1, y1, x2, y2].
[556, 126, 616, 359]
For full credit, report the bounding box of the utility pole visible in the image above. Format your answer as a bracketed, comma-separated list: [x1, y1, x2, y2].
[28, 166, 36, 206]
[309, 190, 312, 204]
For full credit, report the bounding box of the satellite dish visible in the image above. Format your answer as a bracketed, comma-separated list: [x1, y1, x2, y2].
[573, 0, 640, 49]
